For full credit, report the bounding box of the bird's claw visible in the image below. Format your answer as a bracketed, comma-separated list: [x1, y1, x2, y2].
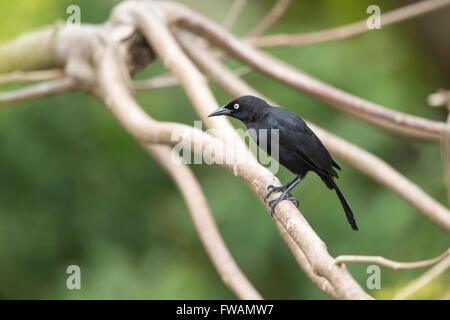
[269, 193, 299, 216]
[264, 184, 286, 202]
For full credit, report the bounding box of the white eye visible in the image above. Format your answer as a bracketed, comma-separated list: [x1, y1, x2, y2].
[234, 103, 240, 110]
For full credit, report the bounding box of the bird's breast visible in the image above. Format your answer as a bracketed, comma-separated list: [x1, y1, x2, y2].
[246, 123, 274, 156]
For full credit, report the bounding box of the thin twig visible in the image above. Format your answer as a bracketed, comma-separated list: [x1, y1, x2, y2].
[334, 248, 450, 270]
[95, 43, 338, 299]
[247, 0, 291, 37]
[222, 0, 248, 31]
[246, 0, 450, 47]
[133, 66, 252, 91]
[0, 69, 65, 84]
[275, 220, 337, 298]
[176, 30, 450, 233]
[0, 77, 77, 106]
[113, 2, 373, 299]
[394, 256, 450, 300]
[160, 1, 447, 141]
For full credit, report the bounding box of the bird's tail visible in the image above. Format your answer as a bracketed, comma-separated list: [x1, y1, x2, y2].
[331, 180, 358, 231]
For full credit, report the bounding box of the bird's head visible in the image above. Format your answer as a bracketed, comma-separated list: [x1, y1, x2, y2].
[208, 95, 269, 123]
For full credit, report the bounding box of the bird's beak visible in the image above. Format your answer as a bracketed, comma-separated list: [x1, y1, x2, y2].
[208, 106, 232, 117]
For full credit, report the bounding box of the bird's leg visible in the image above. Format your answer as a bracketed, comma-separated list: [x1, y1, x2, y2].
[264, 176, 299, 202]
[268, 176, 303, 216]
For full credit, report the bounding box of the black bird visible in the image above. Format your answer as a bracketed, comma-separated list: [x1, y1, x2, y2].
[208, 95, 358, 231]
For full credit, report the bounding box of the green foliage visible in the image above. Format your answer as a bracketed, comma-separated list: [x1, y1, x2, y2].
[0, 0, 448, 299]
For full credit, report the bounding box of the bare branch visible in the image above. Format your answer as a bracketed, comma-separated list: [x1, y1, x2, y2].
[133, 66, 252, 91]
[443, 115, 450, 205]
[134, 73, 180, 90]
[428, 90, 450, 107]
[176, 31, 450, 232]
[247, 0, 450, 47]
[0, 77, 77, 106]
[428, 90, 450, 205]
[145, 144, 262, 299]
[222, 0, 248, 30]
[159, 1, 447, 141]
[0, 69, 64, 84]
[394, 255, 450, 299]
[274, 220, 337, 298]
[247, 0, 292, 37]
[108, 2, 373, 299]
[441, 290, 450, 300]
[334, 248, 450, 270]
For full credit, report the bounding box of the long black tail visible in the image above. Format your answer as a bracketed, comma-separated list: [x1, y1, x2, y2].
[331, 180, 358, 231]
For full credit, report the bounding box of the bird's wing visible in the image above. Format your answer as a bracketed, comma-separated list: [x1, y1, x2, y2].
[269, 108, 339, 178]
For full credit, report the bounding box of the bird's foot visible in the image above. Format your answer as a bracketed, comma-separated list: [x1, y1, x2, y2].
[269, 193, 299, 216]
[286, 195, 299, 208]
[264, 184, 287, 202]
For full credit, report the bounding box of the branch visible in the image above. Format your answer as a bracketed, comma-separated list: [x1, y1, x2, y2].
[0, 77, 77, 106]
[334, 248, 450, 270]
[246, 0, 450, 47]
[428, 90, 450, 108]
[0, 69, 64, 84]
[145, 144, 262, 299]
[429, 90, 450, 205]
[134, 73, 180, 90]
[2, 0, 445, 300]
[135, 6, 369, 300]
[159, 1, 447, 141]
[222, 0, 248, 31]
[247, 0, 291, 37]
[394, 255, 450, 299]
[134, 5, 373, 299]
[108, 2, 373, 299]
[176, 31, 450, 232]
[274, 220, 337, 298]
[0, 25, 63, 73]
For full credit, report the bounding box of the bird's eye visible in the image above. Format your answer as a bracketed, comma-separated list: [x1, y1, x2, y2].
[234, 103, 240, 110]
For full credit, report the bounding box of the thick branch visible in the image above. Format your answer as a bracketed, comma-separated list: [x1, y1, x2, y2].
[247, 0, 450, 47]
[160, 1, 446, 141]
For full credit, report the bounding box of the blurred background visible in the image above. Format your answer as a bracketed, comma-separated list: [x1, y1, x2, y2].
[0, 0, 449, 299]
